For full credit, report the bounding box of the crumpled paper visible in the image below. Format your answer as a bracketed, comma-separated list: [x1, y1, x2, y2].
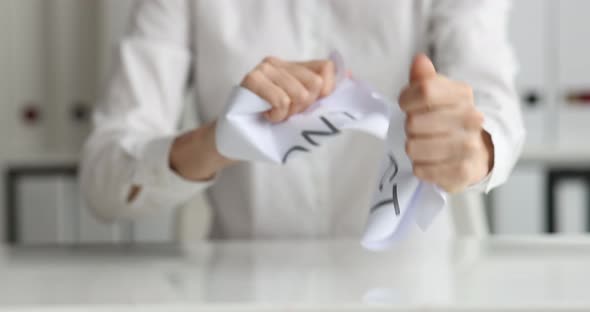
[215, 52, 446, 250]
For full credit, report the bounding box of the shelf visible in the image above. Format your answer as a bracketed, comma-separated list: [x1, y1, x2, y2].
[520, 145, 590, 167]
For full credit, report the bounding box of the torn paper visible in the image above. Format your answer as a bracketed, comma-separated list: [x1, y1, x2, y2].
[361, 101, 447, 250]
[215, 80, 391, 163]
[215, 53, 446, 250]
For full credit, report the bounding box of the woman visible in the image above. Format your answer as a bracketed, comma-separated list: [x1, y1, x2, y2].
[81, 0, 524, 241]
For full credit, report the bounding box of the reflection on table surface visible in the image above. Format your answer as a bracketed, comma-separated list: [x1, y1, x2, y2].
[1, 237, 590, 311]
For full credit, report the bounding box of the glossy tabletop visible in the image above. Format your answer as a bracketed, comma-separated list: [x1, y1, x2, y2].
[1, 237, 590, 311]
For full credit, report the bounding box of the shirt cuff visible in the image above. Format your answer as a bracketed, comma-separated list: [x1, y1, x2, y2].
[131, 136, 215, 205]
[466, 118, 508, 194]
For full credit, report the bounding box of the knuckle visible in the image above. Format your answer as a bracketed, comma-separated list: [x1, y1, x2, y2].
[262, 56, 279, 64]
[267, 92, 289, 109]
[417, 80, 434, 101]
[462, 137, 479, 153]
[406, 116, 419, 134]
[258, 61, 274, 74]
[267, 98, 280, 108]
[271, 107, 288, 121]
[405, 116, 413, 133]
[406, 140, 416, 158]
[321, 60, 334, 73]
[461, 108, 479, 129]
[276, 96, 290, 110]
[399, 86, 410, 99]
[295, 87, 310, 102]
[268, 112, 283, 123]
[242, 71, 261, 86]
[294, 94, 311, 109]
[471, 109, 485, 126]
[291, 104, 303, 114]
[458, 82, 474, 99]
[398, 94, 407, 107]
[310, 75, 324, 91]
[464, 86, 474, 102]
[457, 162, 471, 181]
[398, 88, 412, 110]
[413, 166, 424, 178]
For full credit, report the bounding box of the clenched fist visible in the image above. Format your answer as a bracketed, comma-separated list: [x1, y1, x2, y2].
[399, 54, 494, 193]
[241, 57, 336, 123]
[168, 56, 337, 187]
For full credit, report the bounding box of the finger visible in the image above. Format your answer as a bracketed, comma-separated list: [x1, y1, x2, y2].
[407, 132, 484, 164]
[278, 68, 312, 116]
[406, 136, 456, 164]
[405, 108, 484, 137]
[315, 60, 336, 98]
[297, 59, 332, 74]
[241, 70, 290, 122]
[410, 53, 437, 83]
[260, 62, 310, 116]
[283, 64, 324, 110]
[413, 161, 472, 193]
[399, 79, 473, 113]
[296, 59, 336, 97]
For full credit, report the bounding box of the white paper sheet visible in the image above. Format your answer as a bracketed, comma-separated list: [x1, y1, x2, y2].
[361, 101, 447, 250]
[215, 53, 446, 250]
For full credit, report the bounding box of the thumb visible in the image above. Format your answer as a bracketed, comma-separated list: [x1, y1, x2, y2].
[410, 53, 437, 83]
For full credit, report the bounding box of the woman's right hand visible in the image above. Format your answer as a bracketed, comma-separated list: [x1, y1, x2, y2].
[240, 56, 336, 123]
[164, 56, 337, 191]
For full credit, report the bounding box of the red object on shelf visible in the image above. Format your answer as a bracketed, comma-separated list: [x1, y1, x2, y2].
[566, 92, 590, 105]
[21, 104, 41, 124]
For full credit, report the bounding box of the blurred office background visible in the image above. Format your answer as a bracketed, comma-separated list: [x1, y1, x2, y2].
[0, 0, 588, 246]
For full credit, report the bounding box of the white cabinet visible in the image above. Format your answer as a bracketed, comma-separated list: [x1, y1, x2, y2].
[9, 165, 175, 246]
[491, 165, 546, 234]
[95, 0, 180, 244]
[555, 178, 588, 233]
[557, 0, 590, 146]
[557, 0, 590, 92]
[18, 176, 68, 244]
[45, 0, 101, 152]
[0, 0, 181, 246]
[492, 0, 590, 234]
[0, 2, 11, 127]
[492, 0, 550, 234]
[508, 0, 552, 146]
[0, 0, 50, 155]
[97, 0, 137, 79]
[0, 0, 102, 154]
[11, 168, 128, 245]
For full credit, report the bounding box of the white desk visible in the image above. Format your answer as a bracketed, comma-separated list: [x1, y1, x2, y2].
[0, 238, 590, 311]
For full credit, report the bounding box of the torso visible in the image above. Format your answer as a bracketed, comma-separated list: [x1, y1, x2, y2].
[186, 0, 452, 240]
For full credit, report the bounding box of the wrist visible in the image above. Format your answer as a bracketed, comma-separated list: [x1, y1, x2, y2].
[170, 121, 233, 181]
[481, 129, 494, 174]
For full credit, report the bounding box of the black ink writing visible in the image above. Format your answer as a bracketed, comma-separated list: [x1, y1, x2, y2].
[281, 112, 356, 163]
[370, 184, 400, 216]
[379, 155, 398, 191]
[370, 153, 401, 216]
[302, 116, 340, 146]
[281, 146, 310, 164]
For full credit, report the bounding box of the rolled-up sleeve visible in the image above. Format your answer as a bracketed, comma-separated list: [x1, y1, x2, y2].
[80, 0, 210, 222]
[428, 0, 526, 192]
